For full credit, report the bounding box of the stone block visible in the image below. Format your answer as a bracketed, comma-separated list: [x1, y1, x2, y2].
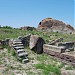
[43, 44, 66, 53]
[29, 35, 45, 54]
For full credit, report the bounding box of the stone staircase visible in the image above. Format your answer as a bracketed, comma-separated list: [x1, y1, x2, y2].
[12, 39, 29, 63]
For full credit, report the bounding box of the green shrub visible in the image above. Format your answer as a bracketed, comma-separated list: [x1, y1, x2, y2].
[3, 26, 13, 29]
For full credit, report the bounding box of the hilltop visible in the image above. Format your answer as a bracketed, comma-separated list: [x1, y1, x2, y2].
[0, 28, 75, 42]
[38, 18, 74, 34]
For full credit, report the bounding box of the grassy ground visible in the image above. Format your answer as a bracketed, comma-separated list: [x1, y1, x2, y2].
[0, 28, 75, 75]
[0, 28, 75, 42]
[0, 47, 75, 75]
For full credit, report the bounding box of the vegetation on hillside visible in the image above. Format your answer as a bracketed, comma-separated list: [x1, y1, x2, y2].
[0, 28, 75, 42]
[0, 28, 75, 75]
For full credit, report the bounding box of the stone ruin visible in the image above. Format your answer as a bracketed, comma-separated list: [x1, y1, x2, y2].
[1, 35, 75, 65]
[12, 39, 29, 63]
[0, 38, 10, 49]
[43, 38, 75, 66]
[29, 35, 45, 54]
[0, 34, 45, 63]
[38, 18, 74, 34]
[48, 38, 74, 52]
[0, 36, 30, 63]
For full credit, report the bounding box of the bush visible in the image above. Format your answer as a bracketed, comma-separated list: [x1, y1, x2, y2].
[3, 26, 13, 29]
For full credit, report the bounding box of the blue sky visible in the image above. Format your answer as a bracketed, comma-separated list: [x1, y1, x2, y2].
[0, 0, 74, 28]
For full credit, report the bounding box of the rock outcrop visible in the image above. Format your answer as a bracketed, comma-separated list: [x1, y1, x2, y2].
[20, 26, 35, 31]
[38, 18, 74, 34]
[73, 29, 75, 34]
[29, 35, 45, 54]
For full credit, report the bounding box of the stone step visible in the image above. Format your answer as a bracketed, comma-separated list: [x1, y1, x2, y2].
[12, 44, 23, 47]
[16, 49, 25, 52]
[22, 58, 29, 63]
[14, 46, 24, 50]
[13, 41, 22, 44]
[12, 39, 29, 64]
[17, 52, 28, 57]
[13, 39, 21, 42]
[16, 49, 27, 54]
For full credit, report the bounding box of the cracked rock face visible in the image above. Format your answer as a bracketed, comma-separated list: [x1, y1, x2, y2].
[38, 18, 74, 34]
[29, 35, 45, 54]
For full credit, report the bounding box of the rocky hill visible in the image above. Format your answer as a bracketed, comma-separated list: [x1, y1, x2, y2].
[38, 18, 74, 34]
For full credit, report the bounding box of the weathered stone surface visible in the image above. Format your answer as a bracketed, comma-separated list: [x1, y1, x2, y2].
[22, 59, 29, 64]
[61, 70, 75, 75]
[73, 29, 75, 34]
[62, 52, 75, 62]
[17, 52, 28, 57]
[14, 46, 24, 50]
[18, 35, 31, 47]
[38, 18, 74, 34]
[0, 38, 10, 46]
[58, 42, 74, 51]
[29, 35, 45, 54]
[29, 35, 39, 49]
[9, 39, 13, 47]
[43, 44, 75, 64]
[4, 38, 10, 45]
[11, 39, 29, 63]
[43, 44, 66, 53]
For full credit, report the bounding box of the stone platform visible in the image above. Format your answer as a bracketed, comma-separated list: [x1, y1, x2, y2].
[43, 44, 75, 66]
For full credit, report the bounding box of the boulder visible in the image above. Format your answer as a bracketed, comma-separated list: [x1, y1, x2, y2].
[29, 35, 45, 54]
[37, 18, 74, 34]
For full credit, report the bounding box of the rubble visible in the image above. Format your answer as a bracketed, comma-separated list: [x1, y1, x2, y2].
[43, 38, 75, 66]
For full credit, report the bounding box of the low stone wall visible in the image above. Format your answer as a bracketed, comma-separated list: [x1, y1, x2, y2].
[61, 52, 75, 63]
[43, 44, 75, 65]
[43, 44, 66, 53]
